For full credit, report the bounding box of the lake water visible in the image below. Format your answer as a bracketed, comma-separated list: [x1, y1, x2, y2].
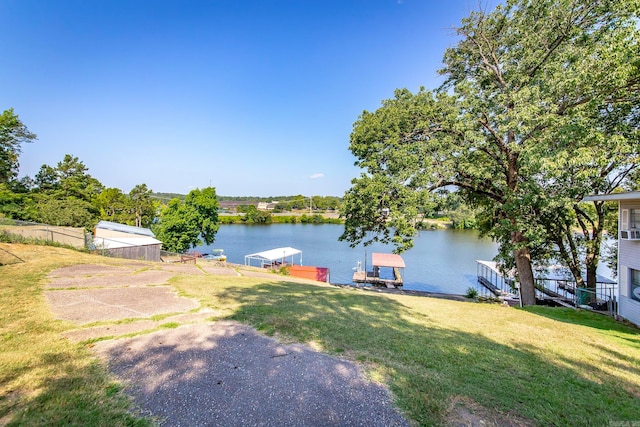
[195, 224, 499, 295]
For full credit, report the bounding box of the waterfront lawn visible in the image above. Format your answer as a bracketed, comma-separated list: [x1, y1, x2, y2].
[173, 275, 640, 427]
[1, 243, 639, 426]
[0, 244, 153, 426]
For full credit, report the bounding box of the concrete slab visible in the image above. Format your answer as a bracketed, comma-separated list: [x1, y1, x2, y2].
[63, 309, 220, 342]
[47, 270, 177, 289]
[157, 263, 204, 274]
[48, 264, 136, 277]
[46, 286, 200, 325]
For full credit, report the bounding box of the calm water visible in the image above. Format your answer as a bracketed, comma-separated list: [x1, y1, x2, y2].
[195, 224, 499, 295]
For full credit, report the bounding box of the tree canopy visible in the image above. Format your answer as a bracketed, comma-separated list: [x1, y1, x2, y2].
[340, 0, 639, 305]
[0, 108, 37, 184]
[153, 187, 219, 253]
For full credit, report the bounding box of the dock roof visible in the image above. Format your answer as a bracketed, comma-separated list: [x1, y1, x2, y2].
[245, 247, 301, 262]
[372, 253, 405, 268]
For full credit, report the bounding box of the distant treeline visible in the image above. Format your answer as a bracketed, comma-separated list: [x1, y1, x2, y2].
[219, 214, 342, 225]
[153, 193, 343, 211]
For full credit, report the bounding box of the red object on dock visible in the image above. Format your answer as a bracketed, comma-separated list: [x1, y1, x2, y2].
[289, 265, 330, 282]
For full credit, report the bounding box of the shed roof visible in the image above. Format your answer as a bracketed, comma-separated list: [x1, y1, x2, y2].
[95, 220, 155, 237]
[93, 236, 162, 250]
[372, 253, 406, 268]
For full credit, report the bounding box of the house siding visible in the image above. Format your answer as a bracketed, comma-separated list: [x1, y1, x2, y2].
[618, 200, 640, 326]
[618, 296, 640, 326]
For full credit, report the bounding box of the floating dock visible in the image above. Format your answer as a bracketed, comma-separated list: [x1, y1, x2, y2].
[353, 253, 405, 288]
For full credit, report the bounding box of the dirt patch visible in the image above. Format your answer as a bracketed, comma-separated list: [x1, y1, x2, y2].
[445, 396, 534, 427]
[46, 286, 200, 325]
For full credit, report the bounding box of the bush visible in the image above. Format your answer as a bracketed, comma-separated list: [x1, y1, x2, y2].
[465, 287, 479, 299]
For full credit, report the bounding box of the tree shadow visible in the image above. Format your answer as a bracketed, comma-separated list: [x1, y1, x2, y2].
[4, 348, 152, 426]
[90, 321, 409, 427]
[212, 281, 640, 426]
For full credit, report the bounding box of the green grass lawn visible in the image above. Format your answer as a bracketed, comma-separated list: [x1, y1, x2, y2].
[1, 243, 639, 426]
[172, 275, 640, 426]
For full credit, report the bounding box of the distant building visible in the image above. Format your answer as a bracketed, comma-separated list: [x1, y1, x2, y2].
[93, 221, 162, 262]
[584, 192, 640, 326]
[257, 202, 275, 211]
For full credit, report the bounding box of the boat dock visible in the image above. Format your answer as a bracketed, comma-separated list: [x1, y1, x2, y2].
[476, 260, 617, 312]
[353, 253, 405, 288]
[476, 260, 516, 298]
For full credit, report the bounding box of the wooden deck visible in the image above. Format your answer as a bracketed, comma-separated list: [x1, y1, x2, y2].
[352, 268, 403, 288]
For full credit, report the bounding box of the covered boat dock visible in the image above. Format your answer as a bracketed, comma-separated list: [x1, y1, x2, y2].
[353, 252, 405, 288]
[244, 247, 302, 268]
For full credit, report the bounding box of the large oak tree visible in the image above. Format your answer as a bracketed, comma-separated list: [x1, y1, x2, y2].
[340, 0, 639, 305]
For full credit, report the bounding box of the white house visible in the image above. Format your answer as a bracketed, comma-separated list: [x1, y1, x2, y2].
[584, 192, 640, 326]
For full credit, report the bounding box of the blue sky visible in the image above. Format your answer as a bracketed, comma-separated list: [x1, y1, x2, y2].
[1, 0, 498, 197]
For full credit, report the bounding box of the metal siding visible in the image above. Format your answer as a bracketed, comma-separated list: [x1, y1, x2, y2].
[105, 244, 161, 262]
[619, 296, 640, 327]
[619, 268, 628, 298]
[618, 200, 640, 325]
[95, 220, 156, 238]
[619, 241, 640, 270]
[619, 201, 640, 269]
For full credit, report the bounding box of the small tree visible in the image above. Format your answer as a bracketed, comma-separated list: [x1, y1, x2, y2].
[31, 154, 103, 229]
[0, 108, 37, 184]
[128, 184, 155, 228]
[154, 187, 219, 253]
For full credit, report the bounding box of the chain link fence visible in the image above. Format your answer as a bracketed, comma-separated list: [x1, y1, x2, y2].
[0, 218, 90, 249]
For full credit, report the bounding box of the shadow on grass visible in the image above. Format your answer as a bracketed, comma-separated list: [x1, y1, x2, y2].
[212, 281, 640, 427]
[91, 321, 409, 427]
[3, 348, 152, 427]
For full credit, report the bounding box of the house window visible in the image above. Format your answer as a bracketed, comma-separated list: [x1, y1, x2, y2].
[631, 209, 640, 229]
[632, 269, 640, 303]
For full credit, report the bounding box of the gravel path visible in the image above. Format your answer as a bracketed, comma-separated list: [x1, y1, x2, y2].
[95, 322, 408, 426]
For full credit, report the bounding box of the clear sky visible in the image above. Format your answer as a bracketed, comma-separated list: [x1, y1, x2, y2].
[1, 0, 498, 197]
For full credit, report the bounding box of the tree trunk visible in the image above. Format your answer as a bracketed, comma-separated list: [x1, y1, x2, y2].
[585, 251, 598, 304]
[512, 231, 536, 306]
